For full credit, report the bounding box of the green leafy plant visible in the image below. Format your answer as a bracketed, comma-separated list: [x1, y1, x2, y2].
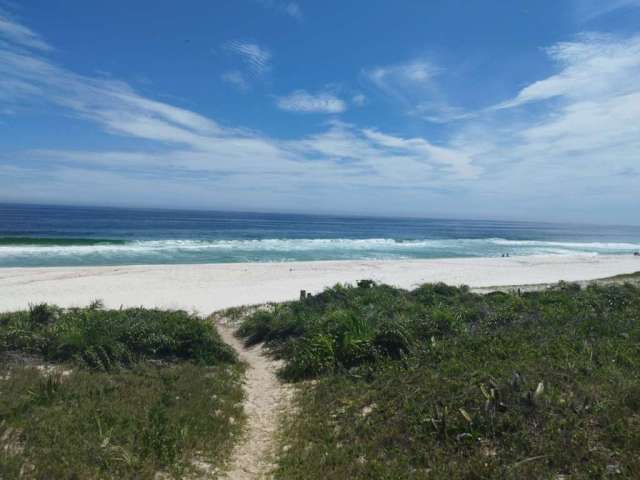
[237, 276, 640, 478]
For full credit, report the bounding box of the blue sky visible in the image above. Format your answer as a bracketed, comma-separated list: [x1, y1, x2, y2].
[1, 0, 639, 224]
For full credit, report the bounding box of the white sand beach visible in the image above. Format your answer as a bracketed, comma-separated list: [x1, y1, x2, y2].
[1, 254, 638, 314]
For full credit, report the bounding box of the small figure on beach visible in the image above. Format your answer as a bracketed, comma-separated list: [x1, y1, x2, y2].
[634, 251, 640, 257]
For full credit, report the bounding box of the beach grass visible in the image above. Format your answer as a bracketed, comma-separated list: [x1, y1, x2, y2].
[239, 277, 640, 479]
[0, 305, 244, 479]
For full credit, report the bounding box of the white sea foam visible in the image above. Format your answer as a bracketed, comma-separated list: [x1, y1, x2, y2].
[490, 239, 640, 249]
[0, 237, 638, 260]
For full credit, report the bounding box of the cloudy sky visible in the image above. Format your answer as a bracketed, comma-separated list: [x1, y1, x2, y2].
[1, 0, 639, 224]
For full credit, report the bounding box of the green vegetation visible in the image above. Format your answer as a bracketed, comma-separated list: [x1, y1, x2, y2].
[0, 305, 243, 479]
[1, 303, 236, 369]
[239, 278, 640, 479]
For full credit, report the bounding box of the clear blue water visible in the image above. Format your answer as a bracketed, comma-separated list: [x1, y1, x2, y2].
[1, 203, 639, 267]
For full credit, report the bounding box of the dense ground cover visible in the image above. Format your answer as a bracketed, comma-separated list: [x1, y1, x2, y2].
[239, 277, 640, 479]
[0, 305, 243, 479]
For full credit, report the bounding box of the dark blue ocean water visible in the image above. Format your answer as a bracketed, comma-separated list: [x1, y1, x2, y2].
[1, 203, 639, 267]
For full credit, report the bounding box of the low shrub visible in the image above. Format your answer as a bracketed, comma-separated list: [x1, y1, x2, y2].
[0, 306, 236, 369]
[262, 277, 640, 479]
[239, 280, 640, 381]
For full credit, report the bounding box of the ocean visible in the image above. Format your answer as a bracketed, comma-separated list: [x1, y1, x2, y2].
[1, 203, 639, 268]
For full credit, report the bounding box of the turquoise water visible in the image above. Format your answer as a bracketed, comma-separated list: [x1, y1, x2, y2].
[1, 204, 639, 267]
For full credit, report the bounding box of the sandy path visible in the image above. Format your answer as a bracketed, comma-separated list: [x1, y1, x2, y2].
[216, 318, 292, 480]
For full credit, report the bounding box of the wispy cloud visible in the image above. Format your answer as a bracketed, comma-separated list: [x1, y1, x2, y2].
[220, 40, 272, 92]
[276, 90, 347, 114]
[0, 14, 476, 215]
[255, 0, 302, 20]
[443, 32, 640, 220]
[360, 128, 476, 178]
[363, 59, 470, 123]
[0, 12, 51, 51]
[0, 56, 224, 143]
[3, 12, 639, 222]
[24, 121, 476, 182]
[364, 60, 440, 97]
[574, 0, 640, 20]
[221, 70, 250, 92]
[411, 103, 473, 123]
[492, 33, 640, 110]
[223, 41, 272, 76]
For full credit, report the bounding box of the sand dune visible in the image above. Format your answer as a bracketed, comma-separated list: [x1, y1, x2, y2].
[1, 254, 638, 313]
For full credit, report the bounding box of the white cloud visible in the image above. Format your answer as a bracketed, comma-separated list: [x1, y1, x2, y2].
[223, 41, 272, 76]
[363, 59, 469, 123]
[0, 12, 51, 51]
[221, 70, 250, 91]
[441, 33, 640, 222]
[475, 34, 640, 186]
[22, 119, 477, 182]
[3, 12, 639, 222]
[0, 13, 476, 216]
[276, 90, 346, 113]
[365, 60, 440, 95]
[361, 129, 477, 178]
[493, 34, 640, 110]
[0, 52, 226, 145]
[411, 102, 473, 123]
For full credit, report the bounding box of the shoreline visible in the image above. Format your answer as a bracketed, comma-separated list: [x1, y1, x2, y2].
[1, 254, 638, 313]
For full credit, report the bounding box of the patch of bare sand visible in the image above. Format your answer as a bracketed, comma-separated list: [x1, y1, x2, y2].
[2, 255, 639, 313]
[216, 318, 292, 480]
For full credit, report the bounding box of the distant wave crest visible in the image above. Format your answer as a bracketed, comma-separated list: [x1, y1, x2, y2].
[490, 239, 640, 249]
[0, 237, 638, 260]
[0, 237, 125, 246]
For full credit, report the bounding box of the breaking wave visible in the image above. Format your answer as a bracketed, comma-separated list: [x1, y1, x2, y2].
[0, 237, 638, 267]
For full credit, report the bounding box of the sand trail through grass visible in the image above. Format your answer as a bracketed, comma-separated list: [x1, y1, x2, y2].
[216, 317, 292, 480]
